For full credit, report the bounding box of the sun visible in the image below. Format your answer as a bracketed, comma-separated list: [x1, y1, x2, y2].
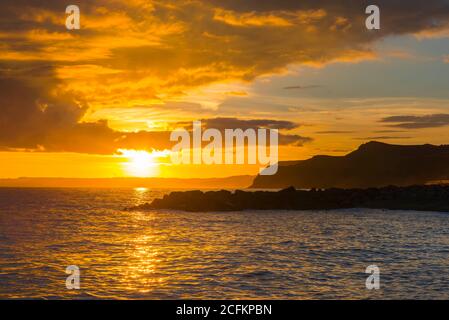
[118, 149, 160, 177]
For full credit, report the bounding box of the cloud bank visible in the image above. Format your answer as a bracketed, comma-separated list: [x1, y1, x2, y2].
[380, 114, 449, 129]
[0, 0, 448, 153]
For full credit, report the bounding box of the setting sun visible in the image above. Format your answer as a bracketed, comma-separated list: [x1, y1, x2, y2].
[118, 149, 169, 177]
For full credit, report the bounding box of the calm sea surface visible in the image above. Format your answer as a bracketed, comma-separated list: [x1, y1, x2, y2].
[1, 188, 449, 299]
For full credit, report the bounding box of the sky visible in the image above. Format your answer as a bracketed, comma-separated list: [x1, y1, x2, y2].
[0, 0, 448, 178]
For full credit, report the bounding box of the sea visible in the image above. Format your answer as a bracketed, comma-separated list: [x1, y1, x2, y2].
[1, 188, 449, 299]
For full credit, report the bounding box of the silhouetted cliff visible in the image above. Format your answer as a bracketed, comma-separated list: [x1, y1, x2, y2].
[251, 142, 449, 189]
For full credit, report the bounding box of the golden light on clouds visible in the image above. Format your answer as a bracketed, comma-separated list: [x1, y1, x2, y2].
[0, 1, 448, 178]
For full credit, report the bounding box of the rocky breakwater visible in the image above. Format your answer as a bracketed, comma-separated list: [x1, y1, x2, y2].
[127, 185, 449, 212]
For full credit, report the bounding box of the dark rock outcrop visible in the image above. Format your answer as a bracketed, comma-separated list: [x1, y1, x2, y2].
[251, 141, 449, 189]
[127, 184, 449, 212]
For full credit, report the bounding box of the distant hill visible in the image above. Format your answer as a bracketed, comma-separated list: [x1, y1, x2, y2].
[251, 141, 449, 189]
[0, 175, 254, 189]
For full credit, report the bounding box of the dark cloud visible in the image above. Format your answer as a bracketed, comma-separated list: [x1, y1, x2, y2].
[380, 114, 449, 129]
[0, 75, 177, 153]
[278, 134, 313, 146]
[209, 0, 449, 35]
[176, 117, 299, 131]
[354, 136, 412, 140]
[283, 85, 322, 90]
[315, 148, 351, 153]
[315, 130, 354, 134]
[0, 77, 310, 152]
[373, 130, 406, 133]
[174, 117, 311, 146]
[1, 0, 448, 86]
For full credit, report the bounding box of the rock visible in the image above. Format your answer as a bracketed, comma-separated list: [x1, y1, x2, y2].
[127, 184, 449, 212]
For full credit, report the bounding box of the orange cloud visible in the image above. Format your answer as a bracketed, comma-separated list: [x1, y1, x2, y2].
[1, 0, 448, 154]
[213, 8, 293, 27]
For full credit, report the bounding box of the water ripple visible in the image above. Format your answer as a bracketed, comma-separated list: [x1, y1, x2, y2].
[0, 188, 449, 299]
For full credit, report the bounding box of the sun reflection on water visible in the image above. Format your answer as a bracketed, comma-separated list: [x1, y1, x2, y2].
[3, 189, 449, 299]
[119, 211, 169, 294]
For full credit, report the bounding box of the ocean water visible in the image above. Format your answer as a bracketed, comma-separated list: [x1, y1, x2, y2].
[0, 188, 449, 299]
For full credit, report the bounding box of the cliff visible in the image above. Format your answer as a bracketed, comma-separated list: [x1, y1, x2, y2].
[251, 142, 449, 189]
